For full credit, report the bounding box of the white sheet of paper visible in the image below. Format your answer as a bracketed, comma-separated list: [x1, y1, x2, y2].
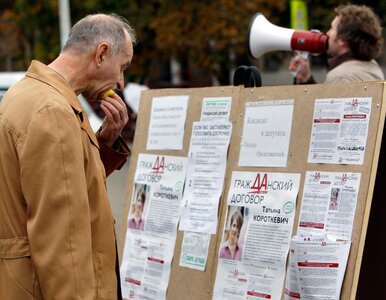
[120, 231, 175, 300]
[295, 239, 351, 300]
[200, 97, 232, 122]
[179, 121, 232, 234]
[308, 97, 371, 164]
[120, 154, 188, 300]
[147, 95, 189, 150]
[239, 100, 294, 167]
[284, 233, 328, 300]
[298, 171, 361, 241]
[213, 171, 301, 300]
[179, 231, 211, 271]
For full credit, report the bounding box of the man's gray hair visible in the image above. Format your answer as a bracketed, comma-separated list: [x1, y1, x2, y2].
[63, 13, 136, 57]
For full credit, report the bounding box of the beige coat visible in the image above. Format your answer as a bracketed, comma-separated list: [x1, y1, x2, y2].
[0, 61, 129, 299]
[325, 59, 385, 83]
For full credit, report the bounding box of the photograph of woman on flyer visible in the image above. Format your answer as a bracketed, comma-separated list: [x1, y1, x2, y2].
[219, 208, 244, 261]
[329, 188, 339, 211]
[128, 184, 147, 231]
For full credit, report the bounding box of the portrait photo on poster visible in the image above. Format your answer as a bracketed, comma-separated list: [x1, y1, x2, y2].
[219, 206, 248, 261]
[329, 188, 339, 211]
[128, 183, 150, 231]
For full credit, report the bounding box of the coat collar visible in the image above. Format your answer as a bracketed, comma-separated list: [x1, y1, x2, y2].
[25, 60, 99, 148]
[25, 60, 83, 114]
[328, 52, 355, 71]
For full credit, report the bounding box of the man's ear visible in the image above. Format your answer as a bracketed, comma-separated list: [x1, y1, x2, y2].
[95, 43, 109, 67]
[338, 38, 350, 52]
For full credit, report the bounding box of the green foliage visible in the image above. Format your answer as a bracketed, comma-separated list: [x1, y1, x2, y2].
[11, 0, 60, 67]
[1, 0, 386, 84]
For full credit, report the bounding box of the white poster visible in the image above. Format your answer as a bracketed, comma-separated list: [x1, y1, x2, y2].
[284, 240, 301, 300]
[201, 97, 232, 122]
[284, 233, 327, 300]
[120, 154, 187, 300]
[179, 231, 211, 271]
[308, 97, 371, 165]
[295, 239, 351, 300]
[121, 231, 175, 300]
[239, 100, 294, 167]
[298, 171, 361, 241]
[178, 97, 232, 271]
[179, 121, 232, 234]
[213, 171, 301, 300]
[147, 95, 189, 150]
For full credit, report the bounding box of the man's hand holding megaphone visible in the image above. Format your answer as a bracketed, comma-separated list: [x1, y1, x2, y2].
[289, 53, 312, 84]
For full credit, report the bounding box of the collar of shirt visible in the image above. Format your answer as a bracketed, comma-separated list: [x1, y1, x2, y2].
[328, 52, 355, 70]
[26, 60, 83, 114]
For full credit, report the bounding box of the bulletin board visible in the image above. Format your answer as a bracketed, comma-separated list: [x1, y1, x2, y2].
[118, 81, 386, 300]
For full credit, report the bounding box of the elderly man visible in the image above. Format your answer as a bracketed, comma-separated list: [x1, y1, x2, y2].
[0, 13, 135, 299]
[289, 4, 384, 83]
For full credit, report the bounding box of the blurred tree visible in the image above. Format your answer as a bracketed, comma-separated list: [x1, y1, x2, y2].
[3, 0, 288, 84]
[1, 0, 386, 85]
[0, 0, 60, 70]
[0, 10, 22, 70]
[68, 0, 159, 84]
[146, 0, 287, 85]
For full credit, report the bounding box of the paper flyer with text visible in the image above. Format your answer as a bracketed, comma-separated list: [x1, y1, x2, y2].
[179, 121, 232, 234]
[213, 171, 301, 300]
[298, 171, 361, 241]
[308, 97, 371, 165]
[120, 153, 187, 300]
[239, 100, 294, 167]
[147, 95, 189, 150]
[285, 236, 350, 300]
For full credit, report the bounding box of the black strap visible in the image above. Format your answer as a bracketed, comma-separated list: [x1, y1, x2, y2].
[115, 240, 123, 300]
[233, 65, 248, 86]
[233, 65, 262, 87]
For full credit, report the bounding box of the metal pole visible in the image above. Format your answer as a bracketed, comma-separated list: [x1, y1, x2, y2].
[58, 0, 71, 49]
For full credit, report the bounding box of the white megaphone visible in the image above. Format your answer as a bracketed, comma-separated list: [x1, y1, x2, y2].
[248, 13, 329, 59]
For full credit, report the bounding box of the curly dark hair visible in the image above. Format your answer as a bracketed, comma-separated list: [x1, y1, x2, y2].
[335, 4, 383, 60]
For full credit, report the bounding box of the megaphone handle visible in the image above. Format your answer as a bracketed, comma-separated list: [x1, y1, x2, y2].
[297, 51, 309, 60]
[291, 51, 310, 80]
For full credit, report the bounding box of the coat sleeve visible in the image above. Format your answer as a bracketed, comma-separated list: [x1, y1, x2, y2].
[97, 133, 130, 177]
[19, 104, 95, 299]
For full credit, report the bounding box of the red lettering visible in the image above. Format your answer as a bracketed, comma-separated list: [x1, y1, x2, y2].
[250, 173, 267, 193]
[152, 156, 165, 173]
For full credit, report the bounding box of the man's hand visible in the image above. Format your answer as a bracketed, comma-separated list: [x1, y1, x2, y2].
[289, 55, 312, 83]
[99, 93, 129, 147]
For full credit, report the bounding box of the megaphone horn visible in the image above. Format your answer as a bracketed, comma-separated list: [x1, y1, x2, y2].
[248, 13, 329, 59]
